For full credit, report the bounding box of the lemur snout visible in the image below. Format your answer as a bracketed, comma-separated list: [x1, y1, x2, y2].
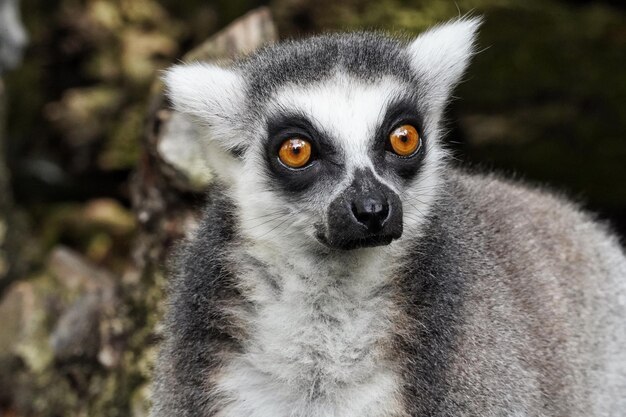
[323, 169, 403, 250]
[351, 193, 390, 232]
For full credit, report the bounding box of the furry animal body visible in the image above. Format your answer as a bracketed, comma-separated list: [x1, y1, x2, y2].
[151, 19, 626, 417]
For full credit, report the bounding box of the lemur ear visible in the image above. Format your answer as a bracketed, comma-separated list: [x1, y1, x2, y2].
[407, 17, 482, 110]
[163, 62, 246, 152]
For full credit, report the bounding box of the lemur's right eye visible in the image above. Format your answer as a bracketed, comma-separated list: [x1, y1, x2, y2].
[388, 124, 420, 157]
[278, 138, 312, 168]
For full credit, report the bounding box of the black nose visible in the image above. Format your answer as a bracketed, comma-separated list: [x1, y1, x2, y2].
[351, 194, 390, 232]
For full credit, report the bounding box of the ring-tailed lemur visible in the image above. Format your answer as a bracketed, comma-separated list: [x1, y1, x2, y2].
[152, 18, 626, 417]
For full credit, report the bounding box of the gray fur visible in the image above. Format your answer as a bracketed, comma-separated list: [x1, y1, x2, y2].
[236, 32, 415, 104]
[153, 22, 626, 417]
[395, 171, 626, 416]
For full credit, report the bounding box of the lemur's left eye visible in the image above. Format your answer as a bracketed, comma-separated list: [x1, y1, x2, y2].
[278, 138, 312, 168]
[388, 124, 420, 156]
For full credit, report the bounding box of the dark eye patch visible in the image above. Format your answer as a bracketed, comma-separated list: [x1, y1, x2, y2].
[370, 97, 427, 182]
[264, 113, 344, 194]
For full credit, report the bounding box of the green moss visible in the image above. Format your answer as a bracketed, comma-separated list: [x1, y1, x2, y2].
[99, 104, 144, 171]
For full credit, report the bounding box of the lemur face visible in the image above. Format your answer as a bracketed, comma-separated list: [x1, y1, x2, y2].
[164, 19, 480, 252]
[261, 76, 425, 249]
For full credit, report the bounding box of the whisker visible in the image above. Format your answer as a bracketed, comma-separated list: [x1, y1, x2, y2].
[255, 216, 293, 240]
[243, 213, 287, 231]
[244, 210, 287, 223]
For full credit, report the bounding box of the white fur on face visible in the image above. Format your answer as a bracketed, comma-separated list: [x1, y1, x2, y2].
[234, 73, 447, 254]
[267, 74, 406, 171]
[162, 20, 482, 237]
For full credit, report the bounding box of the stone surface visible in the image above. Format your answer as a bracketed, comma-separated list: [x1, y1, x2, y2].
[156, 111, 212, 190]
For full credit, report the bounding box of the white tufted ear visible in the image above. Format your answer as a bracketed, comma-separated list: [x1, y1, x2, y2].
[163, 62, 247, 152]
[407, 17, 482, 111]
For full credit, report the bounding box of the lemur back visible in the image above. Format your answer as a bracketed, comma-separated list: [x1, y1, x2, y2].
[152, 19, 626, 417]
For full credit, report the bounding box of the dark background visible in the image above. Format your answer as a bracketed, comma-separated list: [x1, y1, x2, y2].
[0, 0, 625, 416]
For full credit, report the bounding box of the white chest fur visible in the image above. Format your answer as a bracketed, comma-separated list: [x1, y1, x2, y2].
[212, 245, 404, 417]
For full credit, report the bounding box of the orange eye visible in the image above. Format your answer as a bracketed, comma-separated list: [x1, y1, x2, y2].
[389, 124, 420, 156]
[278, 138, 312, 168]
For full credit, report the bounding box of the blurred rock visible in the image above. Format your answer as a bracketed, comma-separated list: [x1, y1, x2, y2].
[156, 111, 212, 190]
[0, 281, 34, 360]
[48, 246, 115, 293]
[0, 278, 54, 373]
[47, 246, 118, 366]
[130, 383, 151, 417]
[45, 87, 123, 147]
[49, 293, 102, 362]
[122, 29, 178, 84]
[0, 246, 124, 415]
[0, 0, 27, 74]
[83, 199, 136, 237]
[37, 200, 136, 268]
[185, 6, 277, 62]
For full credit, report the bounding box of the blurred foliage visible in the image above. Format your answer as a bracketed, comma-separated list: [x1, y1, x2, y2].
[0, 0, 625, 416]
[6, 0, 264, 190]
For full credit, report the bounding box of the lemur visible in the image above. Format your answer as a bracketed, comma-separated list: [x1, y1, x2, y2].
[151, 18, 626, 417]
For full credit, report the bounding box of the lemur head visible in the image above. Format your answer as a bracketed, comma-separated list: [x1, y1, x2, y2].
[165, 18, 481, 252]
